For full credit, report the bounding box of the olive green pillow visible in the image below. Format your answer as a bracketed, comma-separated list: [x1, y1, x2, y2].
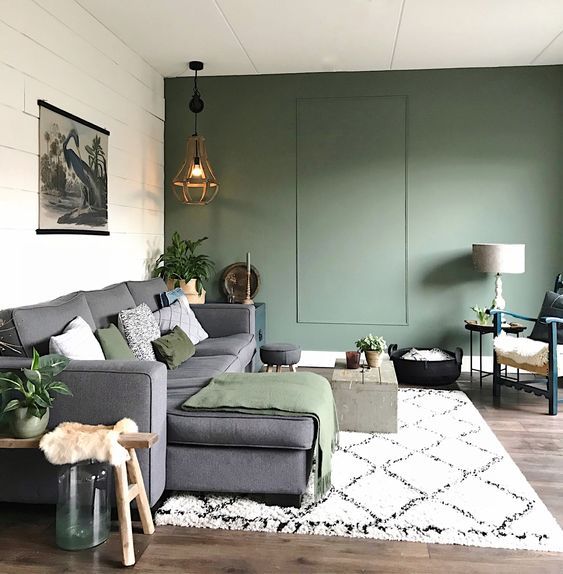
[95, 323, 136, 360]
[152, 326, 195, 370]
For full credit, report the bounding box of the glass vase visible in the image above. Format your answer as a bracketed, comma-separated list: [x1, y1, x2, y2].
[56, 459, 111, 550]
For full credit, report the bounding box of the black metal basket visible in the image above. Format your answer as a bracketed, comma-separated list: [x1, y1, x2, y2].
[387, 344, 463, 386]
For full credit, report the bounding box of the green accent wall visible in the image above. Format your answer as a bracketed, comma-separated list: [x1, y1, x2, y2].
[165, 66, 562, 352]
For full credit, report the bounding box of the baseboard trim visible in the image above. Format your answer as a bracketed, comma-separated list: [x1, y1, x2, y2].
[298, 350, 519, 373]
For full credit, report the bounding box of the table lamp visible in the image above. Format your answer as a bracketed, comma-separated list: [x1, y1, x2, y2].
[472, 243, 525, 310]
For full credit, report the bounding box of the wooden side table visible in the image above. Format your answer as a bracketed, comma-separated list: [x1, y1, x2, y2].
[0, 432, 158, 567]
[464, 320, 526, 388]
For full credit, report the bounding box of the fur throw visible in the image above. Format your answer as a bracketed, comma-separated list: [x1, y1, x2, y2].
[493, 333, 550, 367]
[39, 418, 138, 466]
[493, 333, 563, 375]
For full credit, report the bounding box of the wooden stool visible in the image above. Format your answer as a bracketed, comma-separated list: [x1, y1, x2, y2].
[113, 433, 158, 566]
[0, 431, 158, 567]
[260, 342, 301, 373]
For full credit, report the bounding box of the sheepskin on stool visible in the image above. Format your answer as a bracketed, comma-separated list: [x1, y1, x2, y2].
[39, 418, 138, 466]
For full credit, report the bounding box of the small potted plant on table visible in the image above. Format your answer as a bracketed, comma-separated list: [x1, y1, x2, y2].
[153, 231, 214, 304]
[471, 305, 492, 326]
[0, 349, 71, 438]
[355, 334, 387, 368]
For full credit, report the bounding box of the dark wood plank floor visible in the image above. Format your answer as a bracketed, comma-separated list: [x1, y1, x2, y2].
[1, 370, 562, 573]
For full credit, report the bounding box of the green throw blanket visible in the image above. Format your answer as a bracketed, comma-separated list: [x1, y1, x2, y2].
[183, 371, 339, 501]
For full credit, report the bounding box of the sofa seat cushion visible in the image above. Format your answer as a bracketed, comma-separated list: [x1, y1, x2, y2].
[167, 354, 243, 382]
[195, 333, 255, 368]
[12, 293, 96, 357]
[166, 396, 316, 450]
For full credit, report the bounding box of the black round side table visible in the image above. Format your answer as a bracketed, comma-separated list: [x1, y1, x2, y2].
[464, 320, 527, 388]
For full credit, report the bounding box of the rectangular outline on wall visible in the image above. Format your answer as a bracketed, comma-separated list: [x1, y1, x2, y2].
[295, 95, 409, 326]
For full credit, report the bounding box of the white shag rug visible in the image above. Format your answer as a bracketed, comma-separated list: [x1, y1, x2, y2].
[156, 388, 563, 552]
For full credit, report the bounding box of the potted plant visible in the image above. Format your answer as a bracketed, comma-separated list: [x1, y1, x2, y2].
[355, 334, 387, 368]
[153, 232, 215, 304]
[0, 349, 72, 438]
[471, 305, 492, 326]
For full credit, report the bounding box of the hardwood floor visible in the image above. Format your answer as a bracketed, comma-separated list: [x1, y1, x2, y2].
[1, 370, 562, 573]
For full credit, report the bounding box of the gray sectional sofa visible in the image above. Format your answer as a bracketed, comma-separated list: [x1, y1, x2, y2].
[0, 278, 314, 507]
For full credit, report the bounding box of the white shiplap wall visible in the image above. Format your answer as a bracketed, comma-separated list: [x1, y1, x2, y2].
[0, 0, 164, 308]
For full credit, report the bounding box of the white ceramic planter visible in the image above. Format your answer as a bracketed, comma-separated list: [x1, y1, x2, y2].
[11, 407, 49, 438]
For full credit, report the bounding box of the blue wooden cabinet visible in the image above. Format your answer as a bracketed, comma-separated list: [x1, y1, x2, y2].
[253, 302, 266, 371]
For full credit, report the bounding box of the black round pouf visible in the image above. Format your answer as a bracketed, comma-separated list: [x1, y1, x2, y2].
[260, 343, 301, 366]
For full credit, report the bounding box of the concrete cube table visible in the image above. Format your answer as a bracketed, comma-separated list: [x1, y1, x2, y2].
[331, 358, 398, 433]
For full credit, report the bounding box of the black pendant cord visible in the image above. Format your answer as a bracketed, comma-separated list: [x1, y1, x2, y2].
[193, 68, 199, 135]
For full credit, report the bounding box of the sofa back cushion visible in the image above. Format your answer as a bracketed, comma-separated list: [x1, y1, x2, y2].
[85, 282, 136, 329]
[127, 278, 167, 312]
[12, 293, 96, 357]
[530, 291, 563, 344]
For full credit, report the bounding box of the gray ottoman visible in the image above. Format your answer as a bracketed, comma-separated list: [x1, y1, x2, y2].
[260, 343, 301, 372]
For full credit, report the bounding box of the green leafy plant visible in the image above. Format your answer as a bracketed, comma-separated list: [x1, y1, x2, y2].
[355, 334, 387, 353]
[0, 349, 72, 419]
[471, 305, 491, 326]
[153, 231, 215, 295]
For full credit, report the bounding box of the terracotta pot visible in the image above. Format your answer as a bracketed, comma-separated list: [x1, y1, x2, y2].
[166, 278, 206, 304]
[10, 407, 49, 438]
[364, 351, 383, 368]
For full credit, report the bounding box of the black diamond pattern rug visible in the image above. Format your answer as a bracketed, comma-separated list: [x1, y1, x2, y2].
[156, 388, 563, 551]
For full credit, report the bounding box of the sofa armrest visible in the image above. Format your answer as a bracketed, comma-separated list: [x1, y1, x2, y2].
[191, 303, 256, 338]
[0, 359, 167, 506]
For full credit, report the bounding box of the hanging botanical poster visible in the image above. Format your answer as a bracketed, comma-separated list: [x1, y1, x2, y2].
[37, 100, 109, 235]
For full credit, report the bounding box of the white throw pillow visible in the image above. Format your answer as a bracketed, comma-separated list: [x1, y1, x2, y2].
[49, 316, 105, 360]
[153, 296, 208, 345]
[118, 303, 161, 361]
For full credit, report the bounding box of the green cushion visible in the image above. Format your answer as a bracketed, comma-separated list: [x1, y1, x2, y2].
[152, 326, 195, 370]
[95, 323, 136, 360]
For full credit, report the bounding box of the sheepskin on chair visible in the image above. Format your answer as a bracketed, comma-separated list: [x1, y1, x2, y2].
[493, 332, 563, 375]
[39, 418, 138, 467]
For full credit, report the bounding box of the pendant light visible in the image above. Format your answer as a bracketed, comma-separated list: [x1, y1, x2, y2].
[173, 61, 219, 205]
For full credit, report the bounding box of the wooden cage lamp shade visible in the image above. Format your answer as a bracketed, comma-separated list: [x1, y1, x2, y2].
[173, 135, 218, 205]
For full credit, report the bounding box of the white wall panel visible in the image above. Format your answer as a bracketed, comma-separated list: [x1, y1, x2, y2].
[0, 0, 164, 309]
[36, 0, 163, 94]
[0, 104, 38, 154]
[0, 63, 24, 109]
[0, 147, 37, 192]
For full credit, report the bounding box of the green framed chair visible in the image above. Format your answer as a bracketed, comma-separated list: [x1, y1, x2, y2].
[490, 274, 563, 415]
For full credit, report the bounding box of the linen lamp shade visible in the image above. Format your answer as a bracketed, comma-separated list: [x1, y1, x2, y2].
[472, 244, 525, 274]
[472, 243, 525, 309]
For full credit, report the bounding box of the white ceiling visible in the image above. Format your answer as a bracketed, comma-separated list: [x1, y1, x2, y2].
[77, 0, 563, 77]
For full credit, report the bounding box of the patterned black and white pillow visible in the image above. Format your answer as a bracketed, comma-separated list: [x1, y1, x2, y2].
[118, 303, 161, 361]
[153, 296, 208, 345]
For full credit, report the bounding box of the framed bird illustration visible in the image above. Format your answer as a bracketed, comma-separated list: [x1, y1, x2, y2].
[36, 100, 109, 235]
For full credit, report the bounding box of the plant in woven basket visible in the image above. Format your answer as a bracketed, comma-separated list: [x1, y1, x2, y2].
[0, 349, 72, 438]
[355, 334, 387, 369]
[355, 334, 387, 353]
[152, 231, 214, 296]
